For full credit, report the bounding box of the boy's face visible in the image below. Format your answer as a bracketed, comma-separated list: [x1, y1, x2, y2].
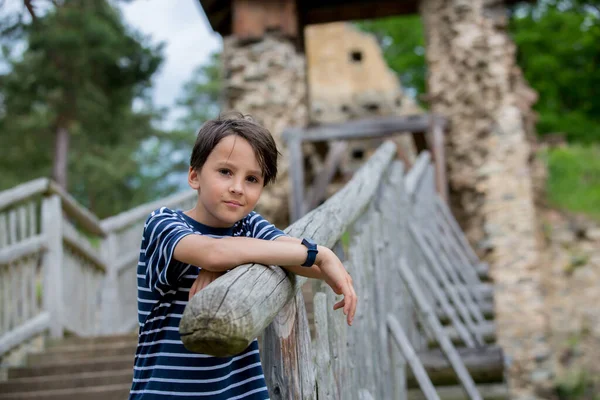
[188, 135, 265, 227]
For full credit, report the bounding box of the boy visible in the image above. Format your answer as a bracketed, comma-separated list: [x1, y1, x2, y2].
[129, 113, 356, 399]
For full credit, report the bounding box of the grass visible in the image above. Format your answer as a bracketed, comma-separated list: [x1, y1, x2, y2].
[542, 144, 600, 221]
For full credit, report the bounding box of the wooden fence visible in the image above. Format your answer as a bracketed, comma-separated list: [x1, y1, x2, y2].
[179, 141, 505, 400]
[0, 138, 504, 398]
[0, 177, 197, 360]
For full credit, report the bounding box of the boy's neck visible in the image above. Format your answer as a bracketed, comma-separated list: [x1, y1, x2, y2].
[183, 207, 234, 229]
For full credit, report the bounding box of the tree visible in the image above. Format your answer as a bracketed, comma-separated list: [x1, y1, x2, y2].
[357, 1, 600, 144]
[510, 0, 600, 143]
[357, 15, 426, 103]
[0, 0, 173, 217]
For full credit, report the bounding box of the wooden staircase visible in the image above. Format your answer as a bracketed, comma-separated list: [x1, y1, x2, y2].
[0, 334, 136, 400]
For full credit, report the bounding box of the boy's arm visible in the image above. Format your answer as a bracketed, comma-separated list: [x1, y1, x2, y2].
[176, 234, 356, 325]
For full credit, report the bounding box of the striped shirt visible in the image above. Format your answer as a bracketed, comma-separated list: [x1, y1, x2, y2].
[129, 207, 285, 399]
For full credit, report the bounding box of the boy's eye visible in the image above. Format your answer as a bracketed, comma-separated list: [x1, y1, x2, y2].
[246, 176, 259, 183]
[218, 169, 232, 176]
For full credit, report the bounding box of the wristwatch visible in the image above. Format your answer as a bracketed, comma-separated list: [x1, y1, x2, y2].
[301, 238, 318, 267]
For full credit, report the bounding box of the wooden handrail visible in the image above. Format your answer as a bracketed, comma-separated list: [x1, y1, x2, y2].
[179, 141, 398, 356]
[0, 178, 49, 211]
[101, 189, 196, 232]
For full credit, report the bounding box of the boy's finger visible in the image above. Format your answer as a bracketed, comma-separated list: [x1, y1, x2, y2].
[333, 299, 345, 310]
[189, 278, 199, 301]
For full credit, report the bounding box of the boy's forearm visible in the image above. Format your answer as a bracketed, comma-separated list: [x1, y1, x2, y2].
[174, 234, 326, 275]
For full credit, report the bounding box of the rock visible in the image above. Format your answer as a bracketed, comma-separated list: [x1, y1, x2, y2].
[585, 228, 600, 242]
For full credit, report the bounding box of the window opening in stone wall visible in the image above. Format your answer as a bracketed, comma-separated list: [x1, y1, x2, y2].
[349, 50, 363, 63]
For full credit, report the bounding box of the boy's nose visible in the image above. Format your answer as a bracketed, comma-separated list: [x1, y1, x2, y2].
[229, 180, 243, 195]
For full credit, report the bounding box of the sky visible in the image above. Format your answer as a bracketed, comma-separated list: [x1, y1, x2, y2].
[1, 0, 222, 128]
[118, 0, 222, 127]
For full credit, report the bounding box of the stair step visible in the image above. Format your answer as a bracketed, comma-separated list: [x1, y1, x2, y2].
[407, 383, 509, 400]
[28, 342, 137, 365]
[45, 333, 137, 349]
[8, 356, 134, 379]
[0, 369, 132, 393]
[0, 383, 131, 400]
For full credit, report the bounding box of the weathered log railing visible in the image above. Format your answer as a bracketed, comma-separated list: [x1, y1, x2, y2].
[179, 141, 504, 399]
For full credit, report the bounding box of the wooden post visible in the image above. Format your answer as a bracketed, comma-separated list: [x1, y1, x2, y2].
[41, 195, 64, 338]
[431, 119, 448, 202]
[100, 232, 119, 334]
[388, 315, 440, 400]
[288, 134, 305, 222]
[397, 258, 482, 400]
[262, 291, 315, 400]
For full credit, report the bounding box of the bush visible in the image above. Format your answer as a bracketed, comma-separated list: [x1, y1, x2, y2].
[543, 145, 600, 220]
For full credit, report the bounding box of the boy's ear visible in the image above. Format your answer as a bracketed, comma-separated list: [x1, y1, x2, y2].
[188, 167, 201, 190]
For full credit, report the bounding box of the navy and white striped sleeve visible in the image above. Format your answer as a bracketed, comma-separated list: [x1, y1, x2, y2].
[142, 208, 195, 294]
[244, 211, 286, 240]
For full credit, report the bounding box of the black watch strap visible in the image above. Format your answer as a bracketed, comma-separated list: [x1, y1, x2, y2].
[301, 238, 318, 267]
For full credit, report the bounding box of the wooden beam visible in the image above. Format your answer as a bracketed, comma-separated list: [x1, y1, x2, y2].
[431, 118, 449, 202]
[406, 346, 504, 388]
[305, 141, 348, 211]
[288, 135, 305, 222]
[303, 0, 418, 26]
[284, 115, 444, 143]
[232, 0, 298, 40]
[408, 384, 509, 400]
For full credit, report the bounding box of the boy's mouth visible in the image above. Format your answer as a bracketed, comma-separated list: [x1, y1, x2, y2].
[224, 200, 243, 207]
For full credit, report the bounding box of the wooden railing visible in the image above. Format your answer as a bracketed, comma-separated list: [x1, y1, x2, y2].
[179, 141, 501, 399]
[0, 178, 197, 361]
[0, 138, 501, 398]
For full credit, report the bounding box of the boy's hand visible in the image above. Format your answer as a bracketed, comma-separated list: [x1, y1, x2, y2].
[315, 246, 357, 326]
[189, 269, 225, 301]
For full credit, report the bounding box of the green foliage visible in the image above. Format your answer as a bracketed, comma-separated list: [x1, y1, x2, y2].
[0, 0, 180, 218]
[175, 51, 221, 132]
[356, 16, 426, 101]
[543, 145, 600, 219]
[510, 0, 600, 144]
[357, 1, 600, 144]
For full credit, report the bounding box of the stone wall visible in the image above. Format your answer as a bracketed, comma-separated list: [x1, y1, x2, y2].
[221, 34, 308, 227]
[304, 22, 421, 180]
[420, 0, 550, 398]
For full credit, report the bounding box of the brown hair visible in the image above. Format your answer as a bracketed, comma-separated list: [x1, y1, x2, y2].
[190, 112, 280, 185]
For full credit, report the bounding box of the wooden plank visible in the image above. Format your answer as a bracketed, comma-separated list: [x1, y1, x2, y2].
[262, 290, 315, 400]
[47, 182, 105, 237]
[431, 119, 448, 202]
[0, 178, 48, 212]
[407, 346, 504, 387]
[288, 135, 305, 222]
[0, 235, 46, 265]
[62, 222, 107, 272]
[408, 384, 509, 400]
[405, 152, 431, 196]
[179, 141, 397, 356]
[305, 141, 348, 211]
[287, 115, 441, 143]
[0, 213, 7, 248]
[0, 311, 50, 356]
[100, 190, 196, 232]
[313, 292, 337, 400]
[409, 224, 485, 346]
[429, 322, 496, 348]
[435, 197, 480, 266]
[388, 315, 441, 400]
[28, 201, 37, 237]
[397, 258, 482, 400]
[438, 302, 494, 324]
[41, 195, 64, 338]
[303, 1, 418, 26]
[418, 264, 475, 348]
